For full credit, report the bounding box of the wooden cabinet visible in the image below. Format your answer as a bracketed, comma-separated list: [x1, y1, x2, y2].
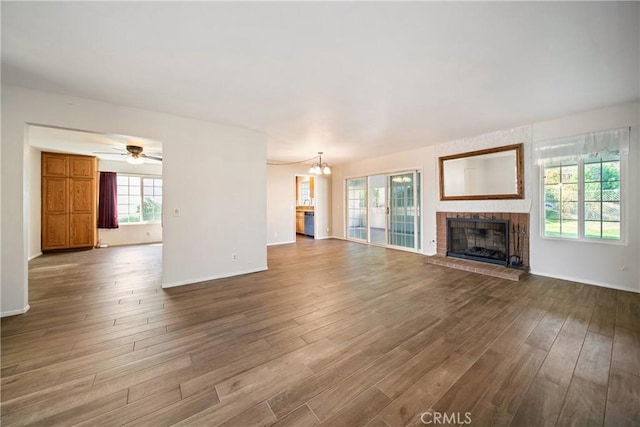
[296, 211, 305, 234]
[42, 152, 97, 251]
[42, 154, 68, 177]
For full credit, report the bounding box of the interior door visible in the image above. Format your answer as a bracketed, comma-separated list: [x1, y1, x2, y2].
[387, 172, 417, 250]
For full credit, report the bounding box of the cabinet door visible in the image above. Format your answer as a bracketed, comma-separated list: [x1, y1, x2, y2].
[43, 213, 69, 250]
[43, 178, 68, 215]
[296, 212, 305, 233]
[42, 177, 70, 250]
[42, 153, 68, 177]
[70, 179, 95, 213]
[69, 156, 96, 178]
[41, 153, 96, 250]
[69, 178, 96, 247]
[70, 214, 95, 248]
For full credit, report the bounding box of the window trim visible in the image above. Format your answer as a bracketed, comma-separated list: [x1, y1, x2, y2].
[540, 154, 627, 245]
[117, 173, 163, 225]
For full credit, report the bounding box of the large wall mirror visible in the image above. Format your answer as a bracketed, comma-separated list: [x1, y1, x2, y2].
[439, 143, 524, 200]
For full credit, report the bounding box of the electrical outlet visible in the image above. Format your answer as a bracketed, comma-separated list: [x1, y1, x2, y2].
[232, 253, 238, 261]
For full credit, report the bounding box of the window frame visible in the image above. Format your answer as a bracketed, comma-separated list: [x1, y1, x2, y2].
[116, 174, 163, 225]
[300, 181, 311, 203]
[540, 154, 626, 245]
[345, 176, 369, 241]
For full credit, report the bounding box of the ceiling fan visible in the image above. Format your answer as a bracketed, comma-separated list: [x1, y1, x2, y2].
[95, 145, 162, 164]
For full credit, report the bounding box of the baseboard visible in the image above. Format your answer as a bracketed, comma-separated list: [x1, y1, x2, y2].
[267, 240, 295, 247]
[162, 266, 268, 288]
[28, 252, 42, 261]
[97, 241, 162, 248]
[529, 270, 640, 294]
[1, 304, 30, 318]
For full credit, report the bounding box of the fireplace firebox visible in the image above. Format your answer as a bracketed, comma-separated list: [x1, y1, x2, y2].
[446, 218, 509, 266]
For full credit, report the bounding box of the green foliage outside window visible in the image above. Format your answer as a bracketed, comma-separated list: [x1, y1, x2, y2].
[543, 154, 620, 240]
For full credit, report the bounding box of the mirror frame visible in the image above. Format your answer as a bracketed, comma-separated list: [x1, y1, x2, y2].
[439, 143, 524, 201]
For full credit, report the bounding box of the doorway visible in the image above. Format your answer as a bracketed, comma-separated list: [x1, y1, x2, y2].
[295, 175, 315, 238]
[28, 124, 164, 258]
[346, 170, 422, 251]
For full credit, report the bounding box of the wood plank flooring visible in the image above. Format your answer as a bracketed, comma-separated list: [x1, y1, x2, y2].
[1, 238, 639, 426]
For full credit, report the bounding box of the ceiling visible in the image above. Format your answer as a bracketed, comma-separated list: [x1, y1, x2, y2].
[28, 125, 163, 164]
[2, 2, 638, 165]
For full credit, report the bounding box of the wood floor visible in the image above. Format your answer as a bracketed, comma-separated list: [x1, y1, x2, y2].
[1, 238, 639, 426]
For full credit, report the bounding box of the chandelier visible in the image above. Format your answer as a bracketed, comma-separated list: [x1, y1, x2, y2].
[308, 152, 331, 175]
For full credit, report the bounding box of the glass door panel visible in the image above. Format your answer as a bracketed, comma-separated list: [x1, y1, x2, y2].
[346, 177, 367, 240]
[388, 172, 416, 249]
[417, 171, 422, 251]
[368, 175, 386, 245]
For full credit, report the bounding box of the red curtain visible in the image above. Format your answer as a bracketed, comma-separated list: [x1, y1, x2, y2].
[97, 172, 119, 229]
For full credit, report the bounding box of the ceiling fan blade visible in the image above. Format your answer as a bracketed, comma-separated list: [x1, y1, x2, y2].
[94, 151, 127, 155]
[145, 155, 163, 161]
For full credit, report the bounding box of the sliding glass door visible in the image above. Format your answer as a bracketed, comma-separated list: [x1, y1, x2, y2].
[346, 171, 421, 251]
[368, 175, 387, 245]
[388, 172, 415, 249]
[346, 177, 367, 240]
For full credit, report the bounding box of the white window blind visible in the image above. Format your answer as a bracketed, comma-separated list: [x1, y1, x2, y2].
[534, 127, 629, 165]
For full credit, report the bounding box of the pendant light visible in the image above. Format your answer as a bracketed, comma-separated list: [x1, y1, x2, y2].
[309, 152, 331, 175]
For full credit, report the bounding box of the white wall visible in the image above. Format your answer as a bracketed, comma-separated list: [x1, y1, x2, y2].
[530, 102, 640, 293]
[313, 174, 331, 239]
[98, 159, 162, 176]
[99, 225, 162, 247]
[2, 86, 267, 316]
[28, 146, 41, 260]
[266, 165, 298, 246]
[97, 159, 163, 247]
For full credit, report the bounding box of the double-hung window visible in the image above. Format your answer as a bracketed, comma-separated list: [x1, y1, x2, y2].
[536, 127, 628, 242]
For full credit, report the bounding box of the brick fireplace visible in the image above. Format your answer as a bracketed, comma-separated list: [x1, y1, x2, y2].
[447, 217, 510, 266]
[429, 211, 530, 281]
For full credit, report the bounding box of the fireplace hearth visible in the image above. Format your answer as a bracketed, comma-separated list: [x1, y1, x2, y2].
[447, 218, 509, 266]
